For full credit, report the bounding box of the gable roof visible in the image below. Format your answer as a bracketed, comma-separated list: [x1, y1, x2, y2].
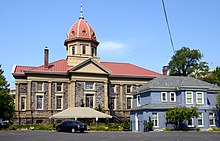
[136, 76, 220, 92]
[13, 59, 161, 77]
[68, 58, 111, 74]
[101, 62, 161, 77]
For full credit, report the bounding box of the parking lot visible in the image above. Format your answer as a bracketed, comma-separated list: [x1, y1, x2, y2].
[0, 130, 220, 141]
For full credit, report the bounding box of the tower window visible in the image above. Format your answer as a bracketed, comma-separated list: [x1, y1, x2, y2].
[82, 45, 86, 54]
[72, 46, 75, 55]
[91, 47, 96, 56]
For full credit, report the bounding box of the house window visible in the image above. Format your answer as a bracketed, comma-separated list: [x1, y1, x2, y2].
[186, 91, 193, 104]
[36, 95, 44, 110]
[56, 82, 62, 92]
[55, 94, 63, 110]
[170, 92, 176, 102]
[111, 85, 116, 94]
[137, 95, 141, 106]
[37, 82, 43, 92]
[188, 118, 194, 127]
[86, 94, 94, 108]
[196, 92, 204, 104]
[72, 46, 75, 55]
[198, 113, 204, 127]
[161, 92, 167, 102]
[85, 82, 94, 90]
[82, 45, 86, 54]
[127, 97, 132, 109]
[152, 113, 158, 127]
[110, 97, 116, 110]
[209, 113, 215, 126]
[21, 96, 26, 111]
[127, 85, 132, 93]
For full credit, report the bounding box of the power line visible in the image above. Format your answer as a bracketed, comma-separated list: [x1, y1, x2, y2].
[161, 0, 175, 53]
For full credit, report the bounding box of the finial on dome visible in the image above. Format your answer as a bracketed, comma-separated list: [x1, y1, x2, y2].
[79, 4, 84, 19]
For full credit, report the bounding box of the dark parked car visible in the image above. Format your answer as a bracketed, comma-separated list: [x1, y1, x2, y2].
[56, 120, 87, 133]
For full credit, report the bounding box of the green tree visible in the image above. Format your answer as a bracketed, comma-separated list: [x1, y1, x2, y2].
[202, 67, 220, 86]
[166, 106, 198, 130]
[168, 47, 209, 76]
[0, 65, 15, 123]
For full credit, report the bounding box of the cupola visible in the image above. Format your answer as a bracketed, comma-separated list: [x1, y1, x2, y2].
[65, 4, 100, 66]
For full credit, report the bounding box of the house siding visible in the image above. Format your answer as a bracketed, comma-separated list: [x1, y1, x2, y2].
[131, 89, 220, 132]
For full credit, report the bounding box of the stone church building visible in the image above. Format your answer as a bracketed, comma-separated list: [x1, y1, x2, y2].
[12, 8, 161, 124]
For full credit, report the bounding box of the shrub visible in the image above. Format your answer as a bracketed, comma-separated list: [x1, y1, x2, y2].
[196, 127, 200, 132]
[8, 124, 55, 131]
[163, 128, 170, 131]
[145, 117, 153, 131]
[121, 118, 130, 131]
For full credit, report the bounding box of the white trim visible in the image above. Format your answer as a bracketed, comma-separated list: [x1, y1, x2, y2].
[152, 113, 159, 128]
[126, 96, 133, 109]
[198, 112, 204, 127]
[55, 94, 64, 110]
[56, 82, 63, 92]
[84, 92, 95, 108]
[209, 113, 215, 126]
[188, 118, 194, 127]
[137, 95, 141, 106]
[196, 92, 204, 105]
[135, 113, 139, 131]
[170, 92, 176, 102]
[35, 93, 44, 110]
[161, 92, 167, 102]
[36, 82, 44, 92]
[185, 91, 193, 104]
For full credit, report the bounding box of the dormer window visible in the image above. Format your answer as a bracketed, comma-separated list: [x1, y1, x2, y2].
[82, 29, 87, 35]
[71, 30, 75, 36]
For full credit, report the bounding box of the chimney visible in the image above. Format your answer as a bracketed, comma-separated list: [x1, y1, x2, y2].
[44, 47, 49, 69]
[162, 66, 168, 75]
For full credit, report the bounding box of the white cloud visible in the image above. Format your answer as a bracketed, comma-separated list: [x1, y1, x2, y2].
[99, 41, 125, 52]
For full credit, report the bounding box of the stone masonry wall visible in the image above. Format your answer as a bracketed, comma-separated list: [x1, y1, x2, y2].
[31, 82, 36, 110]
[75, 82, 84, 107]
[51, 83, 55, 110]
[18, 83, 27, 110]
[63, 83, 68, 109]
[95, 82, 104, 108]
[123, 85, 126, 110]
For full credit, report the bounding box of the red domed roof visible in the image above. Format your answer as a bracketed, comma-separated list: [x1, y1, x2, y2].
[66, 18, 97, 42]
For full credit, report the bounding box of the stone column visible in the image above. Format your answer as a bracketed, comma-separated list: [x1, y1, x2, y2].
[27, 80, 31, 110]
[15, 83, 19, 111]
[48, 81, 52, 110]
[104, 81, 108, 110]
[120, 84, 123, 110]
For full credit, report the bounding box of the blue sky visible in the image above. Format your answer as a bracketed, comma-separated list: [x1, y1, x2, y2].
[1, 0, 220, 87]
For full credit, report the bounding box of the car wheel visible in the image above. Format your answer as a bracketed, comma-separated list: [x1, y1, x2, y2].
[71, 128, 76, 133]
